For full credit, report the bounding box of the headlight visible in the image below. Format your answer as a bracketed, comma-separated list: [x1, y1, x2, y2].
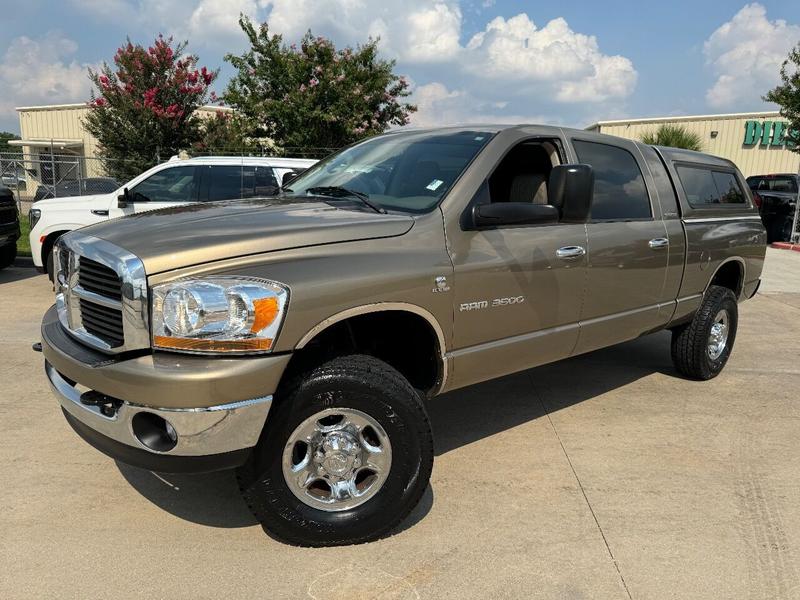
[152, 277, 289, 353]
[29, 208, 41, 229]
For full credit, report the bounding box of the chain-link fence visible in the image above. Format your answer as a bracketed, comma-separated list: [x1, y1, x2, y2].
[0, 152, 135, 214]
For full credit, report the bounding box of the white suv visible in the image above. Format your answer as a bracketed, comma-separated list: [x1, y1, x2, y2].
[28, 156, 316, 279]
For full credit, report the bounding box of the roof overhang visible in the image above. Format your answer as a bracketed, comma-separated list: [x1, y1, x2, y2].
[8, 138, 84, 149]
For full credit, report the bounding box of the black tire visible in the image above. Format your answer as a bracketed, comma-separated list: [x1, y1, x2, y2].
[46, 248, 54, 282]
[0, 243, 15, 270]
[237, 354, 434, 547]
[671, 285, 738, 380]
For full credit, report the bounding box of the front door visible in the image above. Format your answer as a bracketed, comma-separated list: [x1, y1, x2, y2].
[567, 137, 671, 354]
[446, 139, 588, 390]
[109, 165, 200, 218]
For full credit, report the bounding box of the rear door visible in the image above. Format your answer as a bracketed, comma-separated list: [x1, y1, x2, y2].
[567, 136, 672, 354]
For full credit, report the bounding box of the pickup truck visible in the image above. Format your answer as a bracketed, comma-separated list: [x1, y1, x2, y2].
[39, 125, 766, 547]
[747, 173, 799, 243]
[0, 184, 19, 269]
[28, 155, 316, 280]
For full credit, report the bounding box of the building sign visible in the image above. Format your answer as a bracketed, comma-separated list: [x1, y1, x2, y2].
[743, 120, 798, 148]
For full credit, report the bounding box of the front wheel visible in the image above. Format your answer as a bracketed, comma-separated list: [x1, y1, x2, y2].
[671, 285, 738, 380]
[237, 354, 434, 546]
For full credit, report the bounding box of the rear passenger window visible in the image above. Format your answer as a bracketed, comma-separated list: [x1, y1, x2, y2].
[676, 166, 745, 206]
[572, 140, 651, 220]
[207, 166, 243, 201]
[242, 166, 279, 198]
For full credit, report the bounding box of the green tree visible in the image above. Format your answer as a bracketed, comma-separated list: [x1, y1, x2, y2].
[224, 17, 416, 157]
[0, 131, 21, 155]
[192, 111, 263, 155]
[84, 35, 218, 181]
[764, 42, 800, 153]
[641, 124, 703, 151]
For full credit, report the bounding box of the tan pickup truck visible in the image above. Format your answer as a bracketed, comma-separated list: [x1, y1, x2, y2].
[40, 125, 766, 546]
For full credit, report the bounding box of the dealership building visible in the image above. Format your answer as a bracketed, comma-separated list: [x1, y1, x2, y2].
[587, 111, 799, 178]
[8, 102, 230, 159]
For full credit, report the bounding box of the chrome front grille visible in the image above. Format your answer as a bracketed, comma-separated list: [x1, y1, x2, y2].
[78, 257, 122, 300]
[54, 234, 149, 354]
[79, 298, 125, 347]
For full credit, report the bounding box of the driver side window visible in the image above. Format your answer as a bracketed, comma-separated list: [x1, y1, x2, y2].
[486, 141, 560, 205]
[130, 166, 198, 203]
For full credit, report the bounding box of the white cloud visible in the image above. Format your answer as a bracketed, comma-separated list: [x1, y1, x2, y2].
[465, 14, 637, 102]
[704, 3, 800, 109]
[0, 33, 93, 120]
[265, 0, 462, 63]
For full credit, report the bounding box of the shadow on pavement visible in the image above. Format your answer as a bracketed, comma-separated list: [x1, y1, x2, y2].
[0, 262, 40, 284]
[429, 330, 677, 456]
[116, 464, 258, 528]
[116, 330, 676, 531]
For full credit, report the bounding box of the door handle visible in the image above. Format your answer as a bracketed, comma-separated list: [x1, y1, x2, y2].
[556, 246, 586, 260]
[91, 209, 109, 216]
[648, 237, 669, 250]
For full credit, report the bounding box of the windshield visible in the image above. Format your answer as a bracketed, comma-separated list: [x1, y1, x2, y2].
[286, 130, 494, 213]
[748, 176, 798, 194]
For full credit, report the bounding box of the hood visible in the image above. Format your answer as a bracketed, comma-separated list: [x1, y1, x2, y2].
[81, 197, 415, 274]
[35, 193, 108, 209]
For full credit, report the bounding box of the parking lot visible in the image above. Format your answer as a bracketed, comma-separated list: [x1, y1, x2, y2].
[2, 248, 799, 599]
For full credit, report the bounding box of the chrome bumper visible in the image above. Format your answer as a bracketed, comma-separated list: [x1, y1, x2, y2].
[46, 361, 272, 457]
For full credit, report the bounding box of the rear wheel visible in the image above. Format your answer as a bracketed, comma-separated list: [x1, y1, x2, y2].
[671, 285, 738, 380]
[0, 243, 15, 270]
[237, 354, 434, 546]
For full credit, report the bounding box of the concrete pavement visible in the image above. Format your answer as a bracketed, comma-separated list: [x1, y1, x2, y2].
[2, 248, 800, 599]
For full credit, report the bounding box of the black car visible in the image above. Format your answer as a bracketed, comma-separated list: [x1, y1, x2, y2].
[0, 185, 19, 269]
[33, 177, 120, 202]
[747, 174, 799, 243]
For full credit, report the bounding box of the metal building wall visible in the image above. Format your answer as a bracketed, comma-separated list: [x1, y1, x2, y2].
[589, 111, 800, 177]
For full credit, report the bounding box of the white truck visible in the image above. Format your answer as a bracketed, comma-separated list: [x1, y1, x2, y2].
[28, 156, 316, 279]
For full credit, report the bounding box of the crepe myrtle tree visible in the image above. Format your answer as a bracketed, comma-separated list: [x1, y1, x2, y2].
[765, 42, 800, 152]
[84, 35, 219, 181]
[224, 17, 416, 157]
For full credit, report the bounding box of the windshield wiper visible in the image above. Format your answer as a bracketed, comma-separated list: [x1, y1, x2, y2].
[306, 186, 387, 214]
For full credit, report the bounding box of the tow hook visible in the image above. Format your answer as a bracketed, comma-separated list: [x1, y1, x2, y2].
[32, 342, 42, 352]
[80, 390, 122, 418]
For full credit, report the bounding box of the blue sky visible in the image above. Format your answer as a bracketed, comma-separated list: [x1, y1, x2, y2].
[0, 0, 798, 134]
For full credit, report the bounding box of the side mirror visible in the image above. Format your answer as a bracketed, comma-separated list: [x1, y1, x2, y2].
[472, 202, 559, 228]
[282, 170, 302, 186]
[548, 164, 594, 223]
[117, 187, 130, 208]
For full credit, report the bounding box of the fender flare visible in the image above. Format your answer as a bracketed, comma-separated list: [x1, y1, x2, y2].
[704, 256, 746, 299]
[294, 302, 450, 393]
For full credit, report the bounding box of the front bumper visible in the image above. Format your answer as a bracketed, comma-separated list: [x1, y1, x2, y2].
[0, 221, 19, 247]
[41, 305, 291, 472]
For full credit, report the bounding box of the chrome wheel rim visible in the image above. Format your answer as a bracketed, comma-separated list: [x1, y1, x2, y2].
[707, 309, 730, 360]
[282, 407, 392, 512]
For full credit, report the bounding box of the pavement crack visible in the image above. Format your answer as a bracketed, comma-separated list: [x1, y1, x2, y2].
[529, 374, 634, 600]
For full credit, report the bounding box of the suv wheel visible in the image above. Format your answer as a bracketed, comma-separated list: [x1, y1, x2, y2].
[0, 243, 16, 270]
[671, 285, 738, 380]
[237, 354, 434, 546]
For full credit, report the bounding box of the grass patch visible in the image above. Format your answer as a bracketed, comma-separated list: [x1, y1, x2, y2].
[17, 212, 31, 257]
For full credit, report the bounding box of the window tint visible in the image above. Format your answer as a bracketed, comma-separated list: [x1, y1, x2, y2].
[572, 140, 651, 220]
[207, 165, 244, 201]
[711, 172, 745, 204]
[749, 176, 798, 194]
[242, 166, 278, 198]
[676, 166, 745, 206]
[130, 166, 197, 202]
